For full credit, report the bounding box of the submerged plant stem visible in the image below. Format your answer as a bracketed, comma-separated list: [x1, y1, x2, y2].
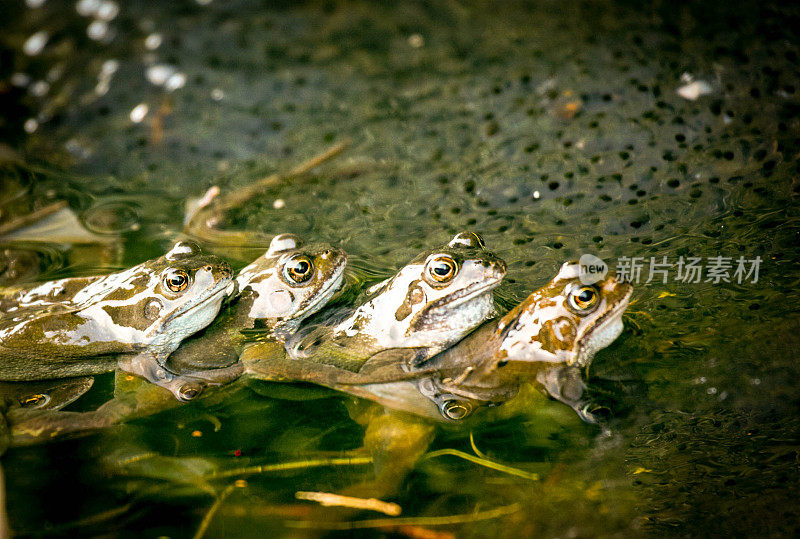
[422, 448, 539, 481]
[193, 484, 236, 539]
[208, 456, 373, 479]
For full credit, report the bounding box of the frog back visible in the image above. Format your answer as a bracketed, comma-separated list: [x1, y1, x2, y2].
[0, 275, 104, 313]
[0, 304, 139, 380]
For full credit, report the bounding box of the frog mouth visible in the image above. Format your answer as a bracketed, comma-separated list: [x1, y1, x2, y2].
[573, 288, 632, 367]
[428, 277, 502, 312]
[292, 256, 347, 321]
[162, 279, 234, 326]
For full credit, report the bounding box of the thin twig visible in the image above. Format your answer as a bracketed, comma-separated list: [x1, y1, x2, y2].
[295, 491, 401, 516]
[0, 201, 67, 236]
[183, 141, 350, 246]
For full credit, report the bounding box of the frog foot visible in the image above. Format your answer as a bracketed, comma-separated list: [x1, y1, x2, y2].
[118, 354, 241, 402]
[536, 366, 613, 424]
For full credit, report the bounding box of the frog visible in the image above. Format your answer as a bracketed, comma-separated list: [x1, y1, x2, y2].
[162, 233, 347, 392]
[244, 231, 507, 379]
[7, 234, 348, 442]
[400, 260, 634, 422]
[0, 241, 235, 401]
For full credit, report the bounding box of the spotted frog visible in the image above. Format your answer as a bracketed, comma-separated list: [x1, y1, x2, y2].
[163, 233, 347, 390]
[0, 241, 234, 400]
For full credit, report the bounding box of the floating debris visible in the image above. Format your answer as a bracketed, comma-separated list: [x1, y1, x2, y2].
[408, 34, 424, 48]
[22, 31, 48, 56]
[30, 81, 49, 97]
[75, 0, 100, 16]
[23, 119, 38, 133]
[164, 72, 186, 92]
[129, 103, 149, 123]
[295, 491, 402, 516]
[10, 73, 31, 87]
[95, 0, 119, 21]
[677, 73, 713, 100]
[146, 64, 186, 91]
[144, 33, 162, 50]
[87, 20, 109, 41]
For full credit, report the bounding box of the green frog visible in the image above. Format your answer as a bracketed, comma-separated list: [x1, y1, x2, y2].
[162, 233, 347, 390]
[0, 241, 234, 400]
[8, 234, 347, 442]
[248, 231, 507, 377]
[323, 261, 633, 422]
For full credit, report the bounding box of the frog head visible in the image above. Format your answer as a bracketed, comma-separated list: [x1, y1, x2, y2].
[234, 233, 347, 332]
[61, 240, 234, 352]
[495, 261, 633, 368]
[330, 232, 506, 360]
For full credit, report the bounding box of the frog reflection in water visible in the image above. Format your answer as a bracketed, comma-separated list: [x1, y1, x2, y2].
[8, 234, 346, 439]
[0, 241, 234, 400]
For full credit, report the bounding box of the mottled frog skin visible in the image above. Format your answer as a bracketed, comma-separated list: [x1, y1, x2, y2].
[255, 232, 507, 374]
[351, 261, 633, 421]
[6, 235, 347, 441]
[165, 233, 347, 376]
[0, 241, 234, 400]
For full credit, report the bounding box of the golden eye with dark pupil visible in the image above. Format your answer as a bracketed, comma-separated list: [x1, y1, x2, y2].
[569, 286, 598, 310]
[284, 255, 313, 284]
[428, 256, 457, 283]
[164, 270, 189, 293]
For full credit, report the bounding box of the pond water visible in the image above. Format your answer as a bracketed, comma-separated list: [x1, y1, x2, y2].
[1, 0, 799, 536]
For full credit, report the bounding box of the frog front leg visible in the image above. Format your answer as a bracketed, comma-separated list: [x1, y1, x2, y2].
[118, 351, 206, 402]
[118, 351, 244, 402]
[535, 366, 611, 423]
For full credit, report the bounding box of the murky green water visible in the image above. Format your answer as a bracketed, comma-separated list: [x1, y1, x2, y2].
[2, 0, 799, 536]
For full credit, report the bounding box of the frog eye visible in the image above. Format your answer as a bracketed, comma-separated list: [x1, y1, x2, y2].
[568, 286, 599, 312]
[442, 399, 473, 420]
[164, 269, 190, 293]
[19, 393, 50, 409]
[283, 255, 314, 284]
[426, 255, 458, 283]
